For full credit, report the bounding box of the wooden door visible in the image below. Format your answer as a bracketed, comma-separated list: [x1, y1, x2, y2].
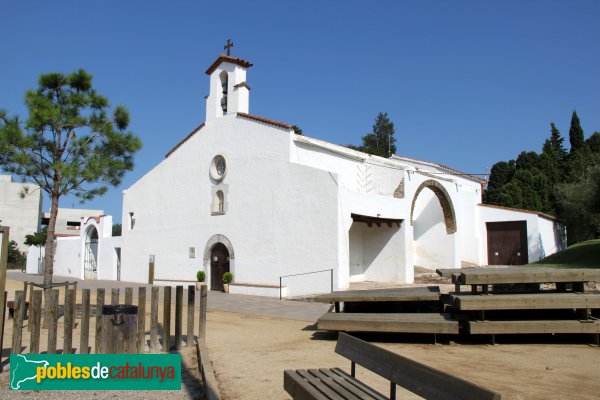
[210, 243, 230, 291]
[486, 221, 528, 265]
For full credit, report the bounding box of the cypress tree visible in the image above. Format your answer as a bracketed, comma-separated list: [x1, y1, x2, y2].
[568, 111, 585, 154]
[483, 161, 515, 204]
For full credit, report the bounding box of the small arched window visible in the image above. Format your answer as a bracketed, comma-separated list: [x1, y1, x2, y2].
[219, 71, 228, 114]
[212, 188, 227, 214]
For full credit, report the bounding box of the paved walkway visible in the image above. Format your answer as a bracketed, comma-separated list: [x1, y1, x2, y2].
[6, 271, 330, 323]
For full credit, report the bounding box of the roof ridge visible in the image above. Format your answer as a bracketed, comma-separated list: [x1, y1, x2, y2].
[236, 112, 293, 130]
[205, 54, 253, 75]
[165, 123, 205, 158]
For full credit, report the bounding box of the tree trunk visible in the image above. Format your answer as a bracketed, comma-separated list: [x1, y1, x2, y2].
[42, 191, 60, 328]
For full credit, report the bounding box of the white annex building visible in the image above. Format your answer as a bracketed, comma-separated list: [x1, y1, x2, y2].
[27, 53, 566, 297]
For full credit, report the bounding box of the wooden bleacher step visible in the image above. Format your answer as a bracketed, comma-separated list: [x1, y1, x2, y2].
[468, 318, 600, 334]
[451, 292, 600, 311]
[317, 312, 459, 334]
[313, 286, 441, 303]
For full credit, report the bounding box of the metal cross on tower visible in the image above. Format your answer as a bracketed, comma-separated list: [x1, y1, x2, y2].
[224, 39, 234, 56]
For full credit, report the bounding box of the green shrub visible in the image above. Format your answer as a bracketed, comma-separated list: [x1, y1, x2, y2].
[196, 271, 206, 282]
[223, 272, 233, 284]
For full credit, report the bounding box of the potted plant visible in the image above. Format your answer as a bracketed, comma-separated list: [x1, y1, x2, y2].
[223, 272, 233, 293]
[196, 271, 206, 290]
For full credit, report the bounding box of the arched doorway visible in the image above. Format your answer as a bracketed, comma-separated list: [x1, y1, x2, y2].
[210, 243, 230, 291]
[83, 226, 98, 280]
[410, 180, 457, 270]
[410, 180, 456, 234]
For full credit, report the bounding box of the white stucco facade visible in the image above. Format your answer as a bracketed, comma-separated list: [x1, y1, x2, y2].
[42, 207, 105, 235]
[27, 53, 567, 297]
[478, 204, 566, 264]
[0, 175, 42, 251]
[26, 215, 122, 281]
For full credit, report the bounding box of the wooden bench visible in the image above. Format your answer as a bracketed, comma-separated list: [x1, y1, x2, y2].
[284, 332, 501, 400]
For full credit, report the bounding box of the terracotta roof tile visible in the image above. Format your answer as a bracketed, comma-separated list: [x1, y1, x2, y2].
[236, 113, 293, 130]
[393, 154, 486, 183]
[234, 82, 251, 90]
[205, 54, 253, 75]
[478, 203, 557, 221]
[85, 216, 101, 224]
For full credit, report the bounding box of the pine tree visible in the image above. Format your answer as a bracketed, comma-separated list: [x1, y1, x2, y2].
[549, 123, 567, 164]
[0, 69, 142, 317]
[586, 132, 600, 154]
[355, 112, 397, 157]
[568, 111, 585, 154]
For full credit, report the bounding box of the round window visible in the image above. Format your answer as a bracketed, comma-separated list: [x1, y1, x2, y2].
[210, 155, 227, 181]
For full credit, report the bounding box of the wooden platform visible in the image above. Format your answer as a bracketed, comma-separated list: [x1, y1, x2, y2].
[452, 267, 600, 285]
[468, 319, 600, 334]
[313, 286, 441, 303]
[317, 312, 459, 334]
[451, 292, 600, 311]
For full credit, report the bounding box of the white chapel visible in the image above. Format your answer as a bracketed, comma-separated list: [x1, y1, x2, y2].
[27, 51, 566, 297]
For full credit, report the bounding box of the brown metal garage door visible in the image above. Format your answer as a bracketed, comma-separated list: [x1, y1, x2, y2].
[486, 221, 528, 265]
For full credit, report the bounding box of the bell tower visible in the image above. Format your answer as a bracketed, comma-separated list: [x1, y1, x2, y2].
[205, 41, 253, 123]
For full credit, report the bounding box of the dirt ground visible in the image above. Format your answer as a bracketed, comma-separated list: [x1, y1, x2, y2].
[206, 310, 600, 400]
[1, 275, 599, 399]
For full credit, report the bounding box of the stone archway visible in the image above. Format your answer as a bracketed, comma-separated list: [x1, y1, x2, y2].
[410, 179, 457, 234]
[83, 225, 98, 280]
[210, 243, 230, 291]
[203, 234, 235, 291]
[203, 234, 235, 261]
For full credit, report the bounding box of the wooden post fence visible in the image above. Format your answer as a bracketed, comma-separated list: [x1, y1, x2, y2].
[150, 286, 159, 352]
[47, 290, 59, 354]
[0, 227, 10, 365]
[175, 285, 183, 350]
[4, 283, 209, 358]
[29, 290, 42, 354]
[63, 289, 75, 354]
[199, 285, 207, 342]
[137, 287, 146, 353]
[80, 289, 90, 354]
[95, 288, 105, 354]
[11, 290, 24, 356]
[187, 285, 195, 347]
[125, 287, 133, 305]
[163, 286, 172, 352]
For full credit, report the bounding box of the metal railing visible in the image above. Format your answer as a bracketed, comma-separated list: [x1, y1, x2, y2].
[279, 268, 334, 300]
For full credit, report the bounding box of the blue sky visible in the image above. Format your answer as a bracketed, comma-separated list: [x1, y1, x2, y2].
[2, 1, 599, 223]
